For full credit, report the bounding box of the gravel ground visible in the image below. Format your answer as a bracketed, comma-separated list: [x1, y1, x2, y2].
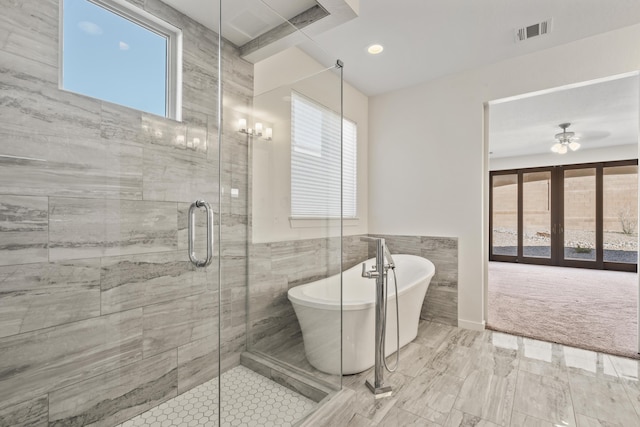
[492, 246, 638, 263]
[493, 228, 638, 263]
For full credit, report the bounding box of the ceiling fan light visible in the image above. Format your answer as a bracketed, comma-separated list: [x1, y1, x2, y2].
[552, 123, 579, 154]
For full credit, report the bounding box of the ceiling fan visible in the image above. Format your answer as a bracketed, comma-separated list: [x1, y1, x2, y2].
[551, 123, 580, 154]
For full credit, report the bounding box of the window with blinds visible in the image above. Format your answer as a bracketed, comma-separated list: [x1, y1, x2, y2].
[291, 91, 357, 218]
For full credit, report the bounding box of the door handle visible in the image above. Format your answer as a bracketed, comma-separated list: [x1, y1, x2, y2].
[188, 200, 214, 267]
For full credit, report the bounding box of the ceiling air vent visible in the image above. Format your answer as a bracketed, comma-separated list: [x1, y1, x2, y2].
[515, 18, 552, 42]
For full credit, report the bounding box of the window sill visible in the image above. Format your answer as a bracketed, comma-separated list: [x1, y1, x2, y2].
[289, 217, 360, 229]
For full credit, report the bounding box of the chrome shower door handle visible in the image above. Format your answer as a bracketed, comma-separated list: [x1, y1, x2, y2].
[188, 200, 214, 267]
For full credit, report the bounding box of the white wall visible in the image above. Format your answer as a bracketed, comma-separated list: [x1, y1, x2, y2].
[490, 144, 638, 171]
[369, 24, 640, 329]
[252, 47, 369, 243]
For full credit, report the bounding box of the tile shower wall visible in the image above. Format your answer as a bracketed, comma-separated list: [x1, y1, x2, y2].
[0, 0, 252, 425]
[247, 234, 458, 360]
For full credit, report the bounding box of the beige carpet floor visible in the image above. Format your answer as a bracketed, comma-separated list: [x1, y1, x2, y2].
[487, 261, 640, 359]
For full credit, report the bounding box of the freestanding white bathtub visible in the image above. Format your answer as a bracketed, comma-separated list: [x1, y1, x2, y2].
[287, 254, 435, 375]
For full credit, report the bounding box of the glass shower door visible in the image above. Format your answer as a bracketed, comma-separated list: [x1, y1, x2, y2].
[0, 0, 223, 425]
[220, 0, 345, 425]
[246, 65, 344, 390]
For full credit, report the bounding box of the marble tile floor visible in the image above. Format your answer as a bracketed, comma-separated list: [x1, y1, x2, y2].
[341, 320, 640, 427]
[116, 365, 316, 427]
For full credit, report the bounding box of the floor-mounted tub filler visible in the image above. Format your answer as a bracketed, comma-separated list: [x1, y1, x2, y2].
[287, 252, 435, 379]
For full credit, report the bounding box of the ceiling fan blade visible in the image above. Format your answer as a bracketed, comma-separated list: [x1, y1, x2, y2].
[577, 130, 611, 141]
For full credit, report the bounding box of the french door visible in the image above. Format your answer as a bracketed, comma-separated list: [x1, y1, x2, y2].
[490, 160, 638, 272]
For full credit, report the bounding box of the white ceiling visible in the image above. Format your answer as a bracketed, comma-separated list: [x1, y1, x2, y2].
[161, 1, 640, 96]
[301, 0, 640, 96]
[489, 75, 639, 159]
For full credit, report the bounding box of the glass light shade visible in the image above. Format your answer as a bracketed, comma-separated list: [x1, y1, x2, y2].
[238, 118, 247, 131]
[255, 122, 263, 135]
[558, 145, 568, 154]
[569, 141, 580, 151]
[265, 127, 273, 139]
[551, 143, 562, 153]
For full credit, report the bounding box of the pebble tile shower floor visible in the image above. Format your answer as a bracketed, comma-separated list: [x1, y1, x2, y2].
[116, 366, 316, 427]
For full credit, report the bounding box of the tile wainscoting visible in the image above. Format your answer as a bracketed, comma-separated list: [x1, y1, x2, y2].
[247, 235, 367, 362]
[369, 234, 458, 326]
[247, 234, 459, 373]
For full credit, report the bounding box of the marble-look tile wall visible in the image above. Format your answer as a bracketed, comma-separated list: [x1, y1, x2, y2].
[0, 0, 252, 425]
[248, 235, 367, 359]
[368, 234, 459, 326]
[247, 234, 458, 372]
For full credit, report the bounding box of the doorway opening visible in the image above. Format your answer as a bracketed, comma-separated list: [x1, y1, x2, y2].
[486, 73, 639, 358]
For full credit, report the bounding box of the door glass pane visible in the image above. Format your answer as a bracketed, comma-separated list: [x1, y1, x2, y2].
[492, 174, 518, 256]
[564, 168, 596, 261]
[523, 171, 551, 258]
[1, 0, 222, 424]
[248, 66, 344, 389]
[604, 165, 638, 263]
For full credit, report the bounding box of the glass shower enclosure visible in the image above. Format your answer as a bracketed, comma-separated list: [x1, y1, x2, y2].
[0, 0, 345, 425]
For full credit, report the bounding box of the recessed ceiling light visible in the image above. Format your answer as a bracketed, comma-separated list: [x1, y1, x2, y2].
[367, 44, 384, 55]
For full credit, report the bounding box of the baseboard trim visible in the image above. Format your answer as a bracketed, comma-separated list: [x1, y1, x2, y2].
[458, 318, 486, 331]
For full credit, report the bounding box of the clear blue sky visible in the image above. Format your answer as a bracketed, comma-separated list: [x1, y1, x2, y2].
[63, 0, 167, 116]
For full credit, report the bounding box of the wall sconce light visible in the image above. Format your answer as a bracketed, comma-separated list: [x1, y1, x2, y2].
[238, 118, 272, 140]
[238, 118, 248, 134]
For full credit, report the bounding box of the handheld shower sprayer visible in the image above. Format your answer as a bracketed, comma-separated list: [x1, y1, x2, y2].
[383, 244, 396, 270]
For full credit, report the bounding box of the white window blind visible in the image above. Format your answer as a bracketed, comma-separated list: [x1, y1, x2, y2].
[291, 91, 357, 218]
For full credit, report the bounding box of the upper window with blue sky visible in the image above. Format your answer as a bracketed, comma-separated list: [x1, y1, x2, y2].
[62, 0, 180, 118]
